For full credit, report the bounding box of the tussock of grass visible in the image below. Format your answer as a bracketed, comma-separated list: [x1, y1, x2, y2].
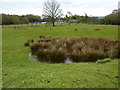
[27, 36, 120, 63]
[96, 58, 112, 63]
[24, 40, 34, 47]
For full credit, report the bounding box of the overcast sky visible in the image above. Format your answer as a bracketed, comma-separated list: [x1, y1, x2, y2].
[0, 0, 119, 16]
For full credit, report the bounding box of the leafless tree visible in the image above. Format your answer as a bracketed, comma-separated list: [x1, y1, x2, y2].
[43, 0, 62, 26]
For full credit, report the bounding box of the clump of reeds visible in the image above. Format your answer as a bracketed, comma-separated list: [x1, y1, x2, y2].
[26, 36, 120, 63]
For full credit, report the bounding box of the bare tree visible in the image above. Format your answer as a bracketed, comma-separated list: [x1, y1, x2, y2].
[43, 0, 62, 26]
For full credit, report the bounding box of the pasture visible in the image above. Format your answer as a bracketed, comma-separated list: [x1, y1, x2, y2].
[2, 23, 119, 88]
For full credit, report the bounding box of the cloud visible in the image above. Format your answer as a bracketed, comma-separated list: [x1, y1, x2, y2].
[60, 1, 72, 4]
[0, 0, 43, 3]
[62, 0, 119, 16]
[0, 0, 119, 16]
[1, 2, 42, 9]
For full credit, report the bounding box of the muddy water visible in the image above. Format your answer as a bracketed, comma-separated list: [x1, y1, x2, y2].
[29, 53, 73, 64]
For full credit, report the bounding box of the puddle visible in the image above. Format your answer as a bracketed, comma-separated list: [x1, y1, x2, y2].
[29, 53, 39, 62]
[29, 53, 73, 64]
[64, 57, 73, 63]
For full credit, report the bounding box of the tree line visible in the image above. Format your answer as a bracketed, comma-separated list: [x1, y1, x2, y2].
[101, 9, 120, 25]
[1, 9, 120, 25]
[1, 13, 100, 25]
[1, 14, 41, 25]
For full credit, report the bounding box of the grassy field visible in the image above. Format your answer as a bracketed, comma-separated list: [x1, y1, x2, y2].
[2, 23, 119, 88]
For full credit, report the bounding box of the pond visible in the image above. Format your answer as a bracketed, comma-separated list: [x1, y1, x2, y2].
[29, 53, 73, 64]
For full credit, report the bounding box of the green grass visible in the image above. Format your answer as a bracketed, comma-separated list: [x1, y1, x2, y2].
[2, 23, 119, 88]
